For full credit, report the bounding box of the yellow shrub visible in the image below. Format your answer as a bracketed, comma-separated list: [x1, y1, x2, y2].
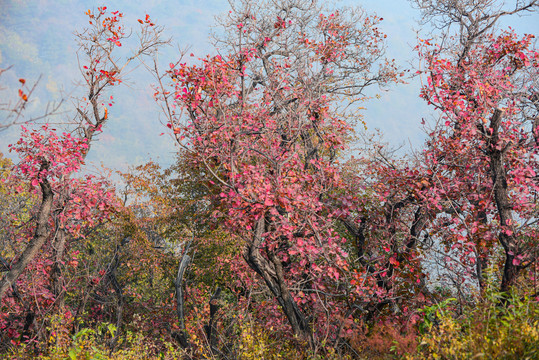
[411, 294, 539, 360]
[236, 320, 302, 360]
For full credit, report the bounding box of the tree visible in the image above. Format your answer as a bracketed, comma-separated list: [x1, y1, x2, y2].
[0, 7, 166, 349]
[414, 0, 539, 294]
[49, 7, 166, 306]
[155, 0, 400, 345]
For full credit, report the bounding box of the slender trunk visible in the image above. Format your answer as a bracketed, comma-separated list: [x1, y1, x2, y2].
[0, 167, 54, 301]
[174, 250, 192, 349]
[486, 109, 520, 293]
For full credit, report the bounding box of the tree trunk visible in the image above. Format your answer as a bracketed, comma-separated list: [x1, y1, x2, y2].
[243, 216, 312, 345]
[0, 168, 54, 301]
[487, 109, 521, 293]
[173, 248, 192, 349]
[204, 287, 221, 354]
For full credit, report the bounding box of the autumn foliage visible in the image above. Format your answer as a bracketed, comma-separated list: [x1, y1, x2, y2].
[1, 1, 539, 359]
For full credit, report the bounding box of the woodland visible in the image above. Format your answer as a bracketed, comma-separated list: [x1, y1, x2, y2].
[1, 0, 539, 359]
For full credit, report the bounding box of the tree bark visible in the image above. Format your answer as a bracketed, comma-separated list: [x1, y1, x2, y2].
[174, 250, 192, 349]
[0, 165, 54, 301]
[243, 216, 312, 345]
[204, 287, 221, 353]
[486, 109, 521, 293]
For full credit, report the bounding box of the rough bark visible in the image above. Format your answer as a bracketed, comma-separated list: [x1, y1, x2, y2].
[486, 109, 520, 293]
[242, 216, 312, 345]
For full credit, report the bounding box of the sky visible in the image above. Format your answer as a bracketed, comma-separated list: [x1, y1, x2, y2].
[1, 0, 538, 171]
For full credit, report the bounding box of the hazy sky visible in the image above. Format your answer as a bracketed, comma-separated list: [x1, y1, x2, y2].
[1, 0, 538, 171]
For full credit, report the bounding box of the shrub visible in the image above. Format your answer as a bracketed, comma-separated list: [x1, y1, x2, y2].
[411, 292, 539, 359]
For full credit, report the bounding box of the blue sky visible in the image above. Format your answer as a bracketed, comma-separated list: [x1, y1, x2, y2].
[1, 0, 538, 170]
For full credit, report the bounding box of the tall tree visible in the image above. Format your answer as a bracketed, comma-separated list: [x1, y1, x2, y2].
[0, 8, 166, 349]
[156, 0, 399, 344]
[414, 0, 539, 293]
